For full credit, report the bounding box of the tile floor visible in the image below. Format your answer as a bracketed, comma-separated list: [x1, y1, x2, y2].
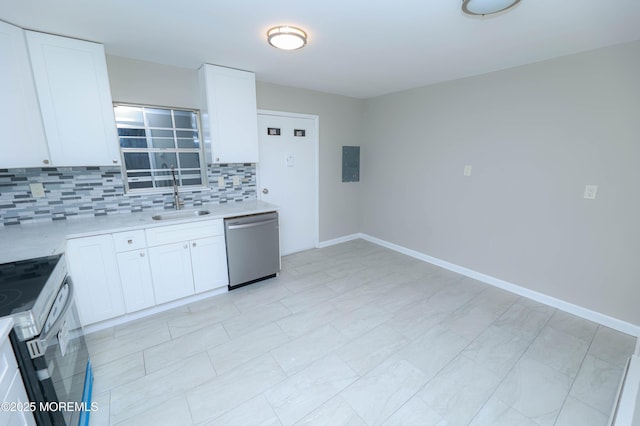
[87, 239, 636, 426]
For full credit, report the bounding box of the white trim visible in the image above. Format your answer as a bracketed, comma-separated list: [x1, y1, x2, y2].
[611, 356, 639, 425]
[84, 287, 227, 335]
[256, 109, 320, 251]
[317, 233, 361, 248]
[357, 233, 640, 337]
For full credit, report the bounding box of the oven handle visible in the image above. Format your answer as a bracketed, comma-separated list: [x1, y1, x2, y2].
[27, 276, 74, 359]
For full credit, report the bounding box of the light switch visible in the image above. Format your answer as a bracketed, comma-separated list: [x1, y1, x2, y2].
[30, 182, 45, 198]
[232, 176, 241, 187]
[217, 176, 225, 188]
[464, 165, 472, 177]
[584, 185, 598, 199]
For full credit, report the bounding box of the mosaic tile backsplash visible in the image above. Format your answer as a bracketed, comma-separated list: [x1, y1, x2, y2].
[0, 164, 257, 226]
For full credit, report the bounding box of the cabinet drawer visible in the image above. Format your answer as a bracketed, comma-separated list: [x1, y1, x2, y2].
[145, 220, 223, 247]
[0, 337, 18, 398]
[112, 230, 147, 252]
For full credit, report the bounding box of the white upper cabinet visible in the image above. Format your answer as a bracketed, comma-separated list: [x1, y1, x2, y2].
[26, 31, 120, 167]
[0, 21, 50, 167]
[199, 64, 259, 164]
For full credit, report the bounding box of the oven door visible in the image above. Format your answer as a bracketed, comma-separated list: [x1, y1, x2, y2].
[16, 276, 92, 426]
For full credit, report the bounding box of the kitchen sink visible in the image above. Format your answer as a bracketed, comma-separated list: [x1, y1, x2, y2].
[151, 210, 211, 221]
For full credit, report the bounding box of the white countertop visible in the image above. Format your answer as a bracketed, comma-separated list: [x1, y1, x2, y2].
[0, 200, 278, 264]
[0, 317, 13, 338]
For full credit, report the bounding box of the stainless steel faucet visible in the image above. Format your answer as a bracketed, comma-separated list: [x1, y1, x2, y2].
[170, 166, 183, 210]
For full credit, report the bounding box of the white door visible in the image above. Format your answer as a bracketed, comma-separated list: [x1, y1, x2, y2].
[258, 112, 318, 255]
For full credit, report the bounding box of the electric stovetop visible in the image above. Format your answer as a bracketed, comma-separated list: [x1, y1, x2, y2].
[0, 254, 62, 317]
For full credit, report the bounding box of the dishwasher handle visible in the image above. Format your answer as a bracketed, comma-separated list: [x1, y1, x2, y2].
[226, 218, 278, 230]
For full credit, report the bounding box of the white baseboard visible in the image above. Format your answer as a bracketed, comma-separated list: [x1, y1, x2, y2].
[611, 355, 640, 425]
[358, 233, 640, 337]
[86, 232, 640, 338]
[84, 287, 228, 335]
[317, 233, 361, 248]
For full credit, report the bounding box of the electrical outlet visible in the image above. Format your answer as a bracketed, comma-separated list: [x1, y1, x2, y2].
[232, 176, 241, 187]
[584, 185, 598, 199]
[217, 176, 225, 188]
[30, 183, 45, 198]
[464, 165, 472, 177]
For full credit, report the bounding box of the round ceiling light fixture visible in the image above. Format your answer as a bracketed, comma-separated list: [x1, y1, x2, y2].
[267, 26, 307, 50]
[462, 0, 521, 16]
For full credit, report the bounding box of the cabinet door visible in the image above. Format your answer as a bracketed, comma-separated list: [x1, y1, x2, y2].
[0, 21, 49, 168]
[25, 31, 120, 167]
[148, 242, 195, 304]
[116, 249, 155, 313]
[199, 64, 259, 164]
[2, 371, 36, 425]
[190, 235, 228, 293]
[66, 235, 125, 326]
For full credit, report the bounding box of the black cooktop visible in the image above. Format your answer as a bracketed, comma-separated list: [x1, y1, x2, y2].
[0, 254, 62, 317]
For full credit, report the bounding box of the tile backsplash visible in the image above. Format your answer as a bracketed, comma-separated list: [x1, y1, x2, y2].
[0, 164, 257, 226]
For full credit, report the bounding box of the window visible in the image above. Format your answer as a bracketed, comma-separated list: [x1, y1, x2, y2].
[114, 104, 207, 192]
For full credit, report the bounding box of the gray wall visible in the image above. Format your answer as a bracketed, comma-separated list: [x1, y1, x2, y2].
[107, 56, 200, 108]
[255, 82, 364, 242]
[106, 46, 640, 326]
[106, 56, 365, 243]
[360, 41, 640, 325]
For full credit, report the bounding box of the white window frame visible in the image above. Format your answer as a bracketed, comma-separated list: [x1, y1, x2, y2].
[114, 103, 208, 194]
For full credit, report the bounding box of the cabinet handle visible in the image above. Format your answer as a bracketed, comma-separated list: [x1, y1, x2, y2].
[113, 159, 118, 164]
[140, 252, 145, 257]
[192, 242, 197, 247]
[128, 239, 133, 244]
[184, 244, 188, 249]
[43, 159, 49, 165]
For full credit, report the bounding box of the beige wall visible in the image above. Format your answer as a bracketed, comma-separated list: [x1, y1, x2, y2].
[106, 56, 365, 243]
[107, 56, 200, 108]
[255, 82, 365, 242]
[360, 41, 640, 325]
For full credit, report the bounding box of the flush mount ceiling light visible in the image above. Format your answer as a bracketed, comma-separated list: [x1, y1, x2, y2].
[462, 0, 521, 16]
[267, 26, 307, 50]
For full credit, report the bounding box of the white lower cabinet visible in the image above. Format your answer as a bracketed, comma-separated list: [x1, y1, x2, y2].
[67, 219, 228, 326]
[112, 230, 155, 313]
[66, 235, 126, 325]
[2, 371, 36, 426]
[190, 235, 228, 293]
[146, 220, 229, 304]
[1, 335, 35, 426]
[148, 242, 195, 305]
[116, 249, 155, 313]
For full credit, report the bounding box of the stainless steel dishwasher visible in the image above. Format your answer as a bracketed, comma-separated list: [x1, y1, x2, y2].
[224, 211, 280, 290]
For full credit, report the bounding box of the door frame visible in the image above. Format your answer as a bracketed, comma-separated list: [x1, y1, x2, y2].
[257, 109, 320, 251]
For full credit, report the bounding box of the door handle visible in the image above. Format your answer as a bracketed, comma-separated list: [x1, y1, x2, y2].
[227, 219, 278, 230]
[262, 188, 269, 194]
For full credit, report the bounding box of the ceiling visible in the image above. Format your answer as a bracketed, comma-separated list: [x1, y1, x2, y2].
[3, 1, 640, 99]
